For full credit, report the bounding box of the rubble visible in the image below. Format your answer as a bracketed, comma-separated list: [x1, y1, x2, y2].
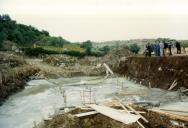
[34, 100, 188, 128]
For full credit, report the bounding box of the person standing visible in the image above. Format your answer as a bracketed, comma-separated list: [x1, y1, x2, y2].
[146, 43, 152, 57]
[176, 41, 181, 54]
[154, 42, 158, 56]
[171, 41, 175, 55]
[163, 41, 168, 56]
[157, 42, 160, 56]
[159, 41, 164, 56]
[168, 42, 172, 55]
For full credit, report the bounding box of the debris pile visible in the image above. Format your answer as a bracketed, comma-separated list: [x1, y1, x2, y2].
[0, 52, 25, 70]
[101, 45, 132, 71]
[35, 99, 188, 128]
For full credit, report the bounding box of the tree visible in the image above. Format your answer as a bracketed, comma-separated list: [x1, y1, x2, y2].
[0, 14, 70, 48]
[100, 45, 110, 54]
[1, 14, 11, 21]
[128, 43, 140, 54]
[41, 30, 49, 36]
[81, 40, 93, 55]
[0, 29, 8, 48]
[80, 40, 92, 49]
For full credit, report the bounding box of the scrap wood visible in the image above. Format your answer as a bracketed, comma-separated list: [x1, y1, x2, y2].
[75, 109, 145, 118]
[168, 80, 177, 91]
[114, 97, 148, 123]
[149, 109, 188, 122]
[182, 89, 188, 93]
[117, 91, 146, 96]
[101, 100, 120, 107]
[79, 107, 93, 110]
[74, 111, 98, 117]
[119, 110, 146, 114]
[89, 104, 141, 124]
[122, 102, 149, 123]
[160, 109, 188, 114]
[118, 101, 146, 128]
[103, 63, 114, 75]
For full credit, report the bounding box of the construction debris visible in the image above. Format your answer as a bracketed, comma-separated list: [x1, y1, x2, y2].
[74, 111, 98, 118]
[168, 79, 178, 91]
[89, 104, 141, 124]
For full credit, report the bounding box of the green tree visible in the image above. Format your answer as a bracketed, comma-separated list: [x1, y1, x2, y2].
[100, 45, 110, 54]
[0, 14, 70, 48]
[81, 40, 93, 55]
[80, 40, 92, 49]
[128, 43, 140, 54]
[0, 29, 8, 48]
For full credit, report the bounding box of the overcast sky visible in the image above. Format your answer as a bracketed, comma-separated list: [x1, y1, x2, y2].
[1, 0, 188, 42]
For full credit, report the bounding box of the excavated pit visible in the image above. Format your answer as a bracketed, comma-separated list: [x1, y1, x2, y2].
[117, 56, 188, 91]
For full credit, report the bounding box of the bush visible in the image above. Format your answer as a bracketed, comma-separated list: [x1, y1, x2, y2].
[23, 47, 59, 56]
[63, 50, 86, 57]
[128, 43, 140, 54]
[90, 50, 105, 57]
[99, 45, 110, 54]
[80, 40, 93, 49]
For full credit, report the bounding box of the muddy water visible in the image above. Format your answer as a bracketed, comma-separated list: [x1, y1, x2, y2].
[0, 76, 187, 128]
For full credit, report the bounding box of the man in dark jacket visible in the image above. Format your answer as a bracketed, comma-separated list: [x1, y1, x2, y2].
[176, 42, 181, 54]
[146, 43, 152, 56]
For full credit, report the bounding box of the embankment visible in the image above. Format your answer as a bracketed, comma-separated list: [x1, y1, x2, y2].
[117, 56, 188, 90]
[0, 52, 40, 104]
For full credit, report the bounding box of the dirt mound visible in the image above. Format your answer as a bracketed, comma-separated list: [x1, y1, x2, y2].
[0, 52, 25, 70]
[118, 56, 188, 90]
[40, 55, 105, 77]
[101, 45, 132, 71]
[43, 55, 77, 66]
[0, 52, 39, 104]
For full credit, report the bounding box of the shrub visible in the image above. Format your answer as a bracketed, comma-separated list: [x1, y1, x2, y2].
[23, 47, 59, 56]
[99, 45, 110, 54]
[80, 40, 93, 49]
[63, 50, 86, 57]
[128, 43, 140, 54]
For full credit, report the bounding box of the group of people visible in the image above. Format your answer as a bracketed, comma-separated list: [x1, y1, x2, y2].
[145, 41, 181, 57]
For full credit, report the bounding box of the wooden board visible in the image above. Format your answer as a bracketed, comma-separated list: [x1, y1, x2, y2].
[74, 111, 98, 117]
[89, 104, 140, 124]
[150, 109, 188, 122]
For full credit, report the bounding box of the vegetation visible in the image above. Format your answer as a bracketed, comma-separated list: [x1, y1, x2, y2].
[23, 47, 59, 57]
[0, 14, 112, 57]
[0, 14, 69, 47]
[80, 40, 93, 55]
[128, 43, 140, 54]
[99, 45, 110, 54]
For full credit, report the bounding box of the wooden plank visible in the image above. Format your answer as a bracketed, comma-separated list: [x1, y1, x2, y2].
[118, 91, 146, 96]
[168, 80, 177, 91]
[160, 109, 188, 114]
[74, 110, 145, 118]
[89, 104, 140, 124]
[182, 89, 188, 93]
[74, 111, 98, 117]
[103, 63, 114, 75]
[150, 109, 188, 122]
[118, 101, 146, 128]
[123, 103, 149, 123]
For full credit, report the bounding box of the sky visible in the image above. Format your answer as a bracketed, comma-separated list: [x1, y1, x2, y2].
[1, 0, 188, 42]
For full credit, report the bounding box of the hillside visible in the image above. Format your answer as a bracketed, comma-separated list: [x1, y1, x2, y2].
[0, 14, 69, 49]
